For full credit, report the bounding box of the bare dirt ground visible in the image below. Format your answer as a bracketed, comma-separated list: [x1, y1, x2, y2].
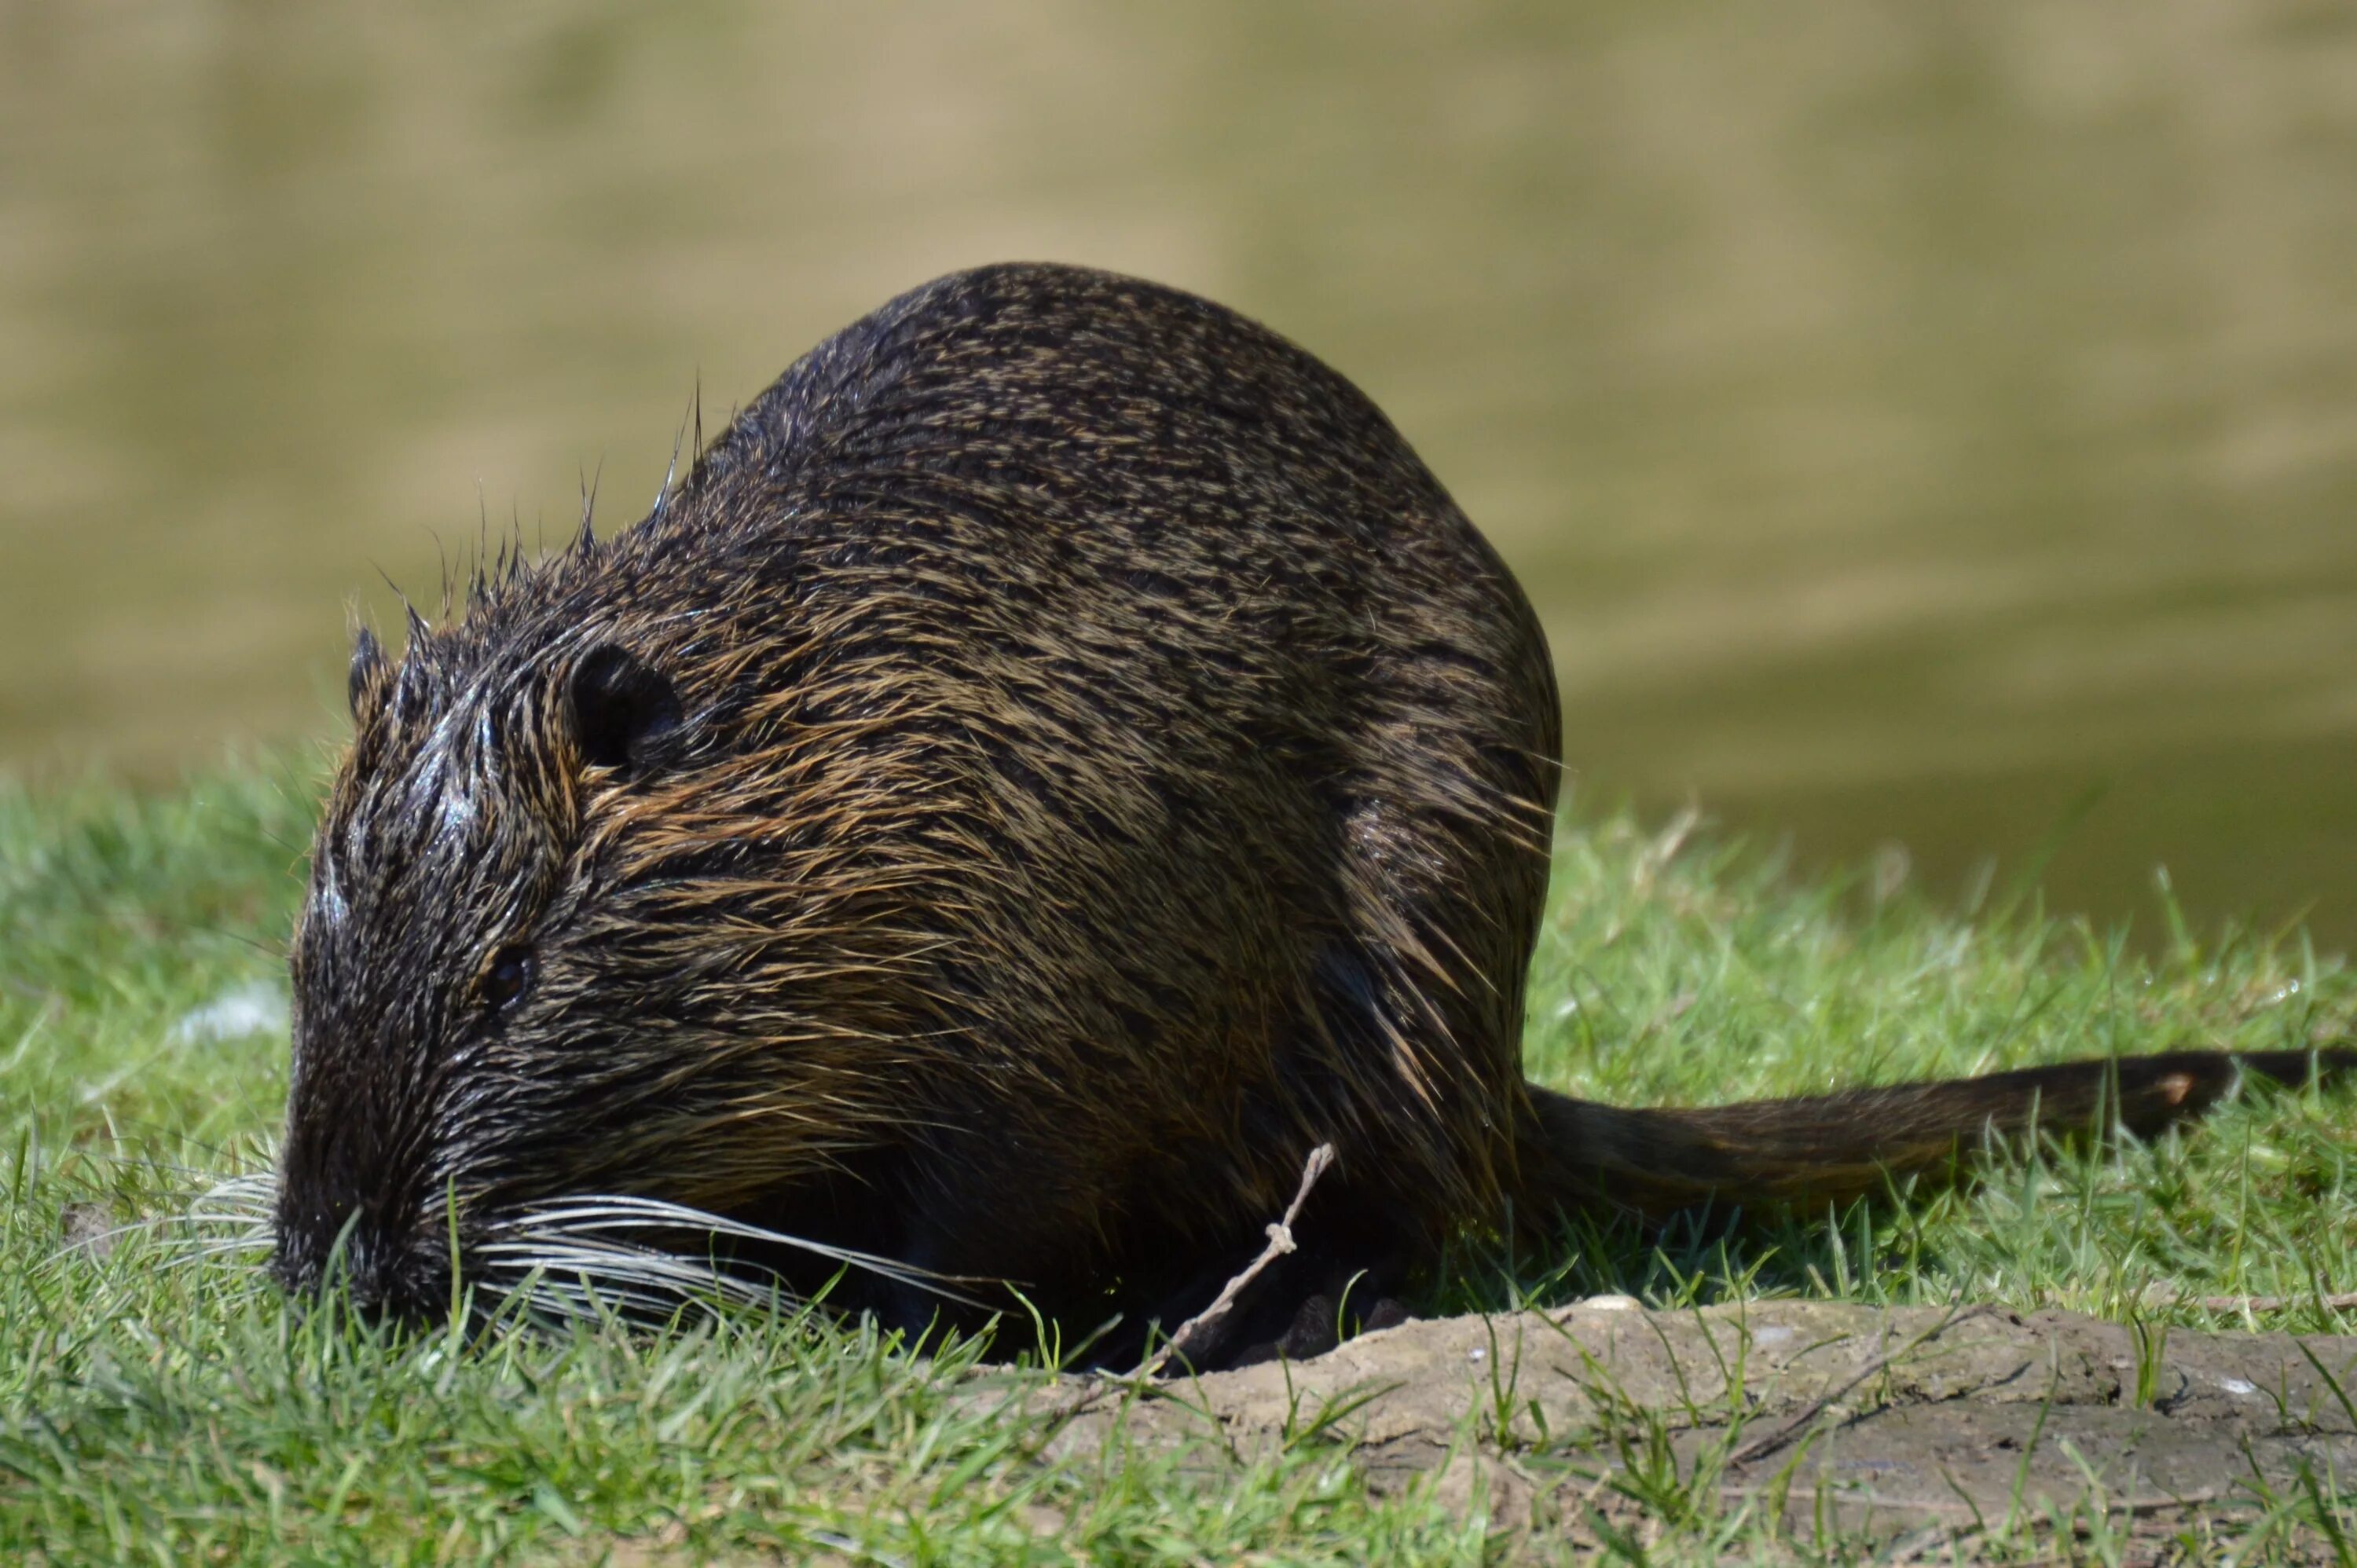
[1041, 1300, 2357, 1552]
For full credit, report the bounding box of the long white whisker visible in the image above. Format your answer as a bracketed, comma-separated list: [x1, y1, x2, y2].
[478, 1243, 797, 1310]
[492, 1193, 988, 1305]
[478, 1243, 750, 1287]
[200, 1173, 280, 1198]
[57, 1214, 269, 1258]
[492, 1268, 688, 1322]
[181, 1207, 276, 1229]
[496, 1228, 973, 1310]
[152, 1238, 280, 1269]
[182, 1234, 277, 1255]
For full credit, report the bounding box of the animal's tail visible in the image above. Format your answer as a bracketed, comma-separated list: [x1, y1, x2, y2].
[1517, 1046, 2355, 1222]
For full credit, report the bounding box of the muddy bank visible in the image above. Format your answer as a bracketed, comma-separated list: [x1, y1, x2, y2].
[1039, 1300, 2357, 1545]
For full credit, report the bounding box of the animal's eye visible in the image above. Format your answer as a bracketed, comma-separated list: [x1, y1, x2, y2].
[483, 946, 534, 1012]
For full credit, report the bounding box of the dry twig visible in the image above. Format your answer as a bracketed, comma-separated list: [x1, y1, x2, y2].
[1132, 1142, 1336, 1381]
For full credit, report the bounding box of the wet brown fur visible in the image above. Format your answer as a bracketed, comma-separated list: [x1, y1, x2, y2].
[276, 262, 2350, 1353]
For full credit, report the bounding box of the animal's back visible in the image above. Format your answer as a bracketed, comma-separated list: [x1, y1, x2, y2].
[577, 264, 1560, 1313]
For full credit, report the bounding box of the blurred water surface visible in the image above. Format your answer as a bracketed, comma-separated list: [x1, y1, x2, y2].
[5, 2, 2356, 947]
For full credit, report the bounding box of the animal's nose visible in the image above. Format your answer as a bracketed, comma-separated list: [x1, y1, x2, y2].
[273, 1213, 451, 1324]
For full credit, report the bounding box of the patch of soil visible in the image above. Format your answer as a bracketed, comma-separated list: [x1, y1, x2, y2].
[1037, 1300, 2357, 1548]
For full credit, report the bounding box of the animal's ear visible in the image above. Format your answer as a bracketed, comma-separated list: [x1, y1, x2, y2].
[566, 643, 683, 771]
[348, 626, 389, 722]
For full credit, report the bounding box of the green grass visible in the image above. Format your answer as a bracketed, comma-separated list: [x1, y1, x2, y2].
[5, 763, 2357, 1563]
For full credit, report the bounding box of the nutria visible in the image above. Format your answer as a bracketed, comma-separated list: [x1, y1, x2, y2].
[273, 262, 2348, 1364]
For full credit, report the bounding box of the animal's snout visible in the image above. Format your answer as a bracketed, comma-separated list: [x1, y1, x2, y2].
[272, 1113, 460, 1323]
[272, 1209, 457, 1325]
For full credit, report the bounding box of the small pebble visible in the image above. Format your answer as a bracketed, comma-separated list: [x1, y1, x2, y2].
[59, 1203, 119, 1259]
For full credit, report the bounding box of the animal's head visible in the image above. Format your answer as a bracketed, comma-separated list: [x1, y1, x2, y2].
[273, 580, 945, 1322]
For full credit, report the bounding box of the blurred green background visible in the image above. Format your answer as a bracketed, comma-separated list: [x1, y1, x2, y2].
[4, 2, 2355, 947]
